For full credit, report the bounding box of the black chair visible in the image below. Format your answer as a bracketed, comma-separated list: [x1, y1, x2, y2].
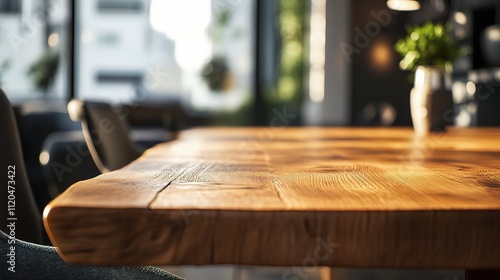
[15, 101, 81, 212]
[0, 89, 183, 279]
[0, 93, 43, 244]
[40, 130, 101, 196]
[67, 100, 142, 173]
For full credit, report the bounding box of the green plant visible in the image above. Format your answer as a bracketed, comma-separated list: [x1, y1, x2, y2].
[394, 22, 461, 72]
[201, 56, 231, 92]
[27, 50, 60, 94]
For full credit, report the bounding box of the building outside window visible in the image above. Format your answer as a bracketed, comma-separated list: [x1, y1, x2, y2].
[0, 0, 69, 101]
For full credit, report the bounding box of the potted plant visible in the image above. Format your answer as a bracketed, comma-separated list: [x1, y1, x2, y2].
[27, 50, 60, 96]
[395, 22, 462, 135]
[201, 56, 233, 92]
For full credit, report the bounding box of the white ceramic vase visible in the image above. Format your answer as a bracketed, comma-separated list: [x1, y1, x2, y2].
[410, 66, 453, 136]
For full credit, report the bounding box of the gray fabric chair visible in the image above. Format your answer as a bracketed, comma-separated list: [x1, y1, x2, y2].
[67, 100, 142, 173]
[0, 89, 183, 280]
[0, 231, 182, 280]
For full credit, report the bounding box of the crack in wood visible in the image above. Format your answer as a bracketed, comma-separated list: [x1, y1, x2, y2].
[148, 168, 191, 209]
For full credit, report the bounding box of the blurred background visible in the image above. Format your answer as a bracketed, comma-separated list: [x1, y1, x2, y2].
[2, 0, 499, 127]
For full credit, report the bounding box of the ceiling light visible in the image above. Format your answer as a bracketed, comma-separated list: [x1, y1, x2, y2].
[387, 0, 420, 11]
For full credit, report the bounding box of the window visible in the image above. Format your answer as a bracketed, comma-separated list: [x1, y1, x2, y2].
[0, 0, 69, 101]
[76, 0, 256, 124]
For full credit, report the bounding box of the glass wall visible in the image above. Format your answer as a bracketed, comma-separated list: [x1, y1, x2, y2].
[255, 0, 309, 125]
[75, 0, 255, 123]
[1, 0, 310, 126]
[0, 0, 69, 101]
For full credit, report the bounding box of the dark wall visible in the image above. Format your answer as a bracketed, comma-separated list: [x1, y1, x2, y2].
[350, 0, 412, 126]
[349, 0, 450, 126]
[349, 0, 500, 127]
[462, 0, 500, 126]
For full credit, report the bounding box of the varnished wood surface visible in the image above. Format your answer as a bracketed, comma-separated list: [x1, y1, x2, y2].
[43, 127, 500, 268]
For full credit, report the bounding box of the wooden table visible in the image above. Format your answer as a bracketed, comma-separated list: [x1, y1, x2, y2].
[43, 127, 500, 278]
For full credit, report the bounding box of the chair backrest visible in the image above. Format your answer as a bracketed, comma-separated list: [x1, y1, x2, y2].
[41, 131, 101, 196]
[67, 100, 141, 173]
[16, 102, 81, 216]
[0, 89, 43, 244]
[0, 92, 183, 279]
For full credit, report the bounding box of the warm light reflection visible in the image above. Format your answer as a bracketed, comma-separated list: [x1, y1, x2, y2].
[455, 27, 466, 40]
[469, 72, 478, 82]
[48, 33, 59, 47]
[309, 0, 326, 103]
[454, 11, 467, 25]
[380, 102, 397, 126]
[309, 68, 325, 103]
[372, 41, 392, 70]
[39, 151, 50, 165]
[387, 0, 420, 11]
[466, 81, 476, 96]
[456, 108, 473, 127]
[486, 27, 500, 41]
[452, 81, 466, 103]
[149, 0, 212, 70]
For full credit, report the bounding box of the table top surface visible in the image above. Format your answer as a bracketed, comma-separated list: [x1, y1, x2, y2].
[43, 127, 500, 268]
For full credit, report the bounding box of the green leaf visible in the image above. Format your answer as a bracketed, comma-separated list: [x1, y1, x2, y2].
[394, 21, 462, 72]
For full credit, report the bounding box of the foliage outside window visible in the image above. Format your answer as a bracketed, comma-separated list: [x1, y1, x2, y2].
[263, 0, 307, 124]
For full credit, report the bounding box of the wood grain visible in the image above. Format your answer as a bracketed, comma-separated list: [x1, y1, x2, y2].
[43, 127, 500, 268]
